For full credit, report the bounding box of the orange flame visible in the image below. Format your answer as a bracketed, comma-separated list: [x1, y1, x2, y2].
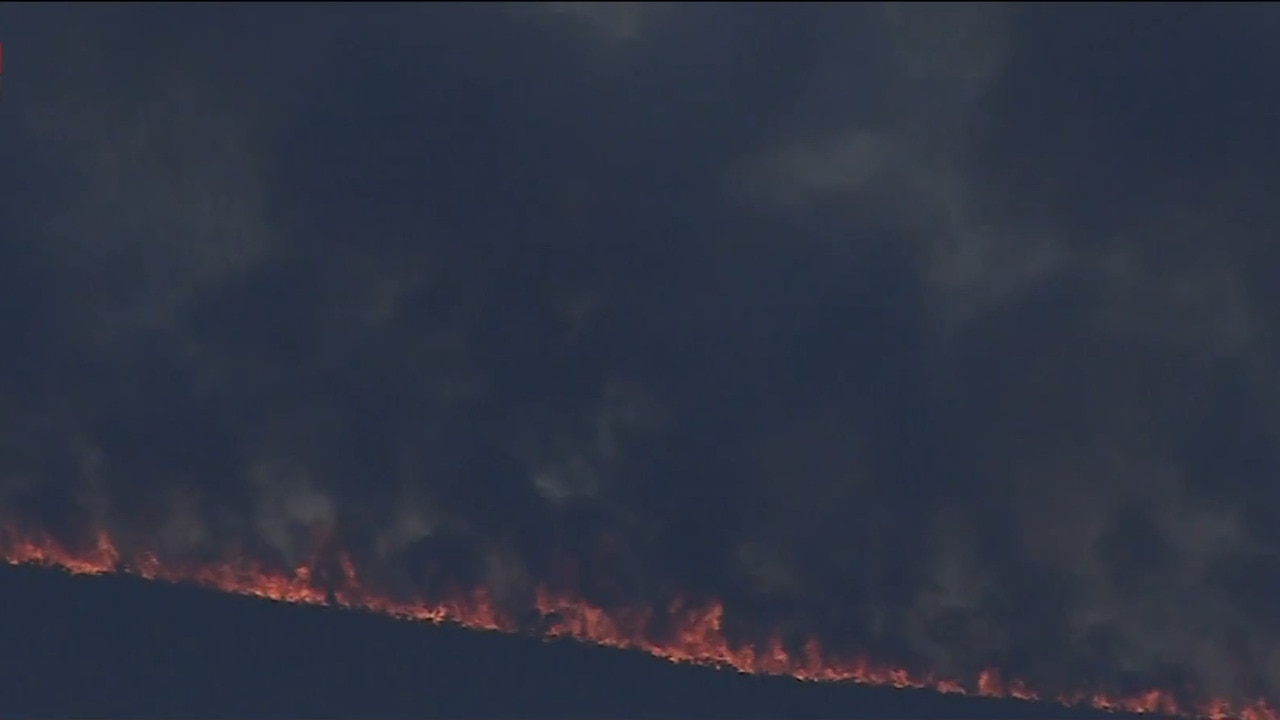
[1, 527, 1273, 720]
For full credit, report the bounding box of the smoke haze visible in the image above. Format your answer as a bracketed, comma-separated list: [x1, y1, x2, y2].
[2, 3, 1280, 712]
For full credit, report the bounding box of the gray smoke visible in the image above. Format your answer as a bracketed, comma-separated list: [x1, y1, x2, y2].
[2, 2, 1280, 709]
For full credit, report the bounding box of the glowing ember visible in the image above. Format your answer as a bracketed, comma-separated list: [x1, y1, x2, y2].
[1, 527, 1273, 720]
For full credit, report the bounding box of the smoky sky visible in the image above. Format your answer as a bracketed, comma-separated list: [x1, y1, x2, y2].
[3, 2, 1280, 709]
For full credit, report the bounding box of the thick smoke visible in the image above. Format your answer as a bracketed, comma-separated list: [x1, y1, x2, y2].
[3, 2, 1280, 708]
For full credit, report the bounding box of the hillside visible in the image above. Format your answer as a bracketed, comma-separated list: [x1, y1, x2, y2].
[0, 562, 1181, 720]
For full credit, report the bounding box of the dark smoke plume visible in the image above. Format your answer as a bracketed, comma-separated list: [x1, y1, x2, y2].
[3, 2, 1280, 714]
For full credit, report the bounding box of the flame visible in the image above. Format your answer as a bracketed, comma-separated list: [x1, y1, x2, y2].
[1, 527, 1274, 720]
